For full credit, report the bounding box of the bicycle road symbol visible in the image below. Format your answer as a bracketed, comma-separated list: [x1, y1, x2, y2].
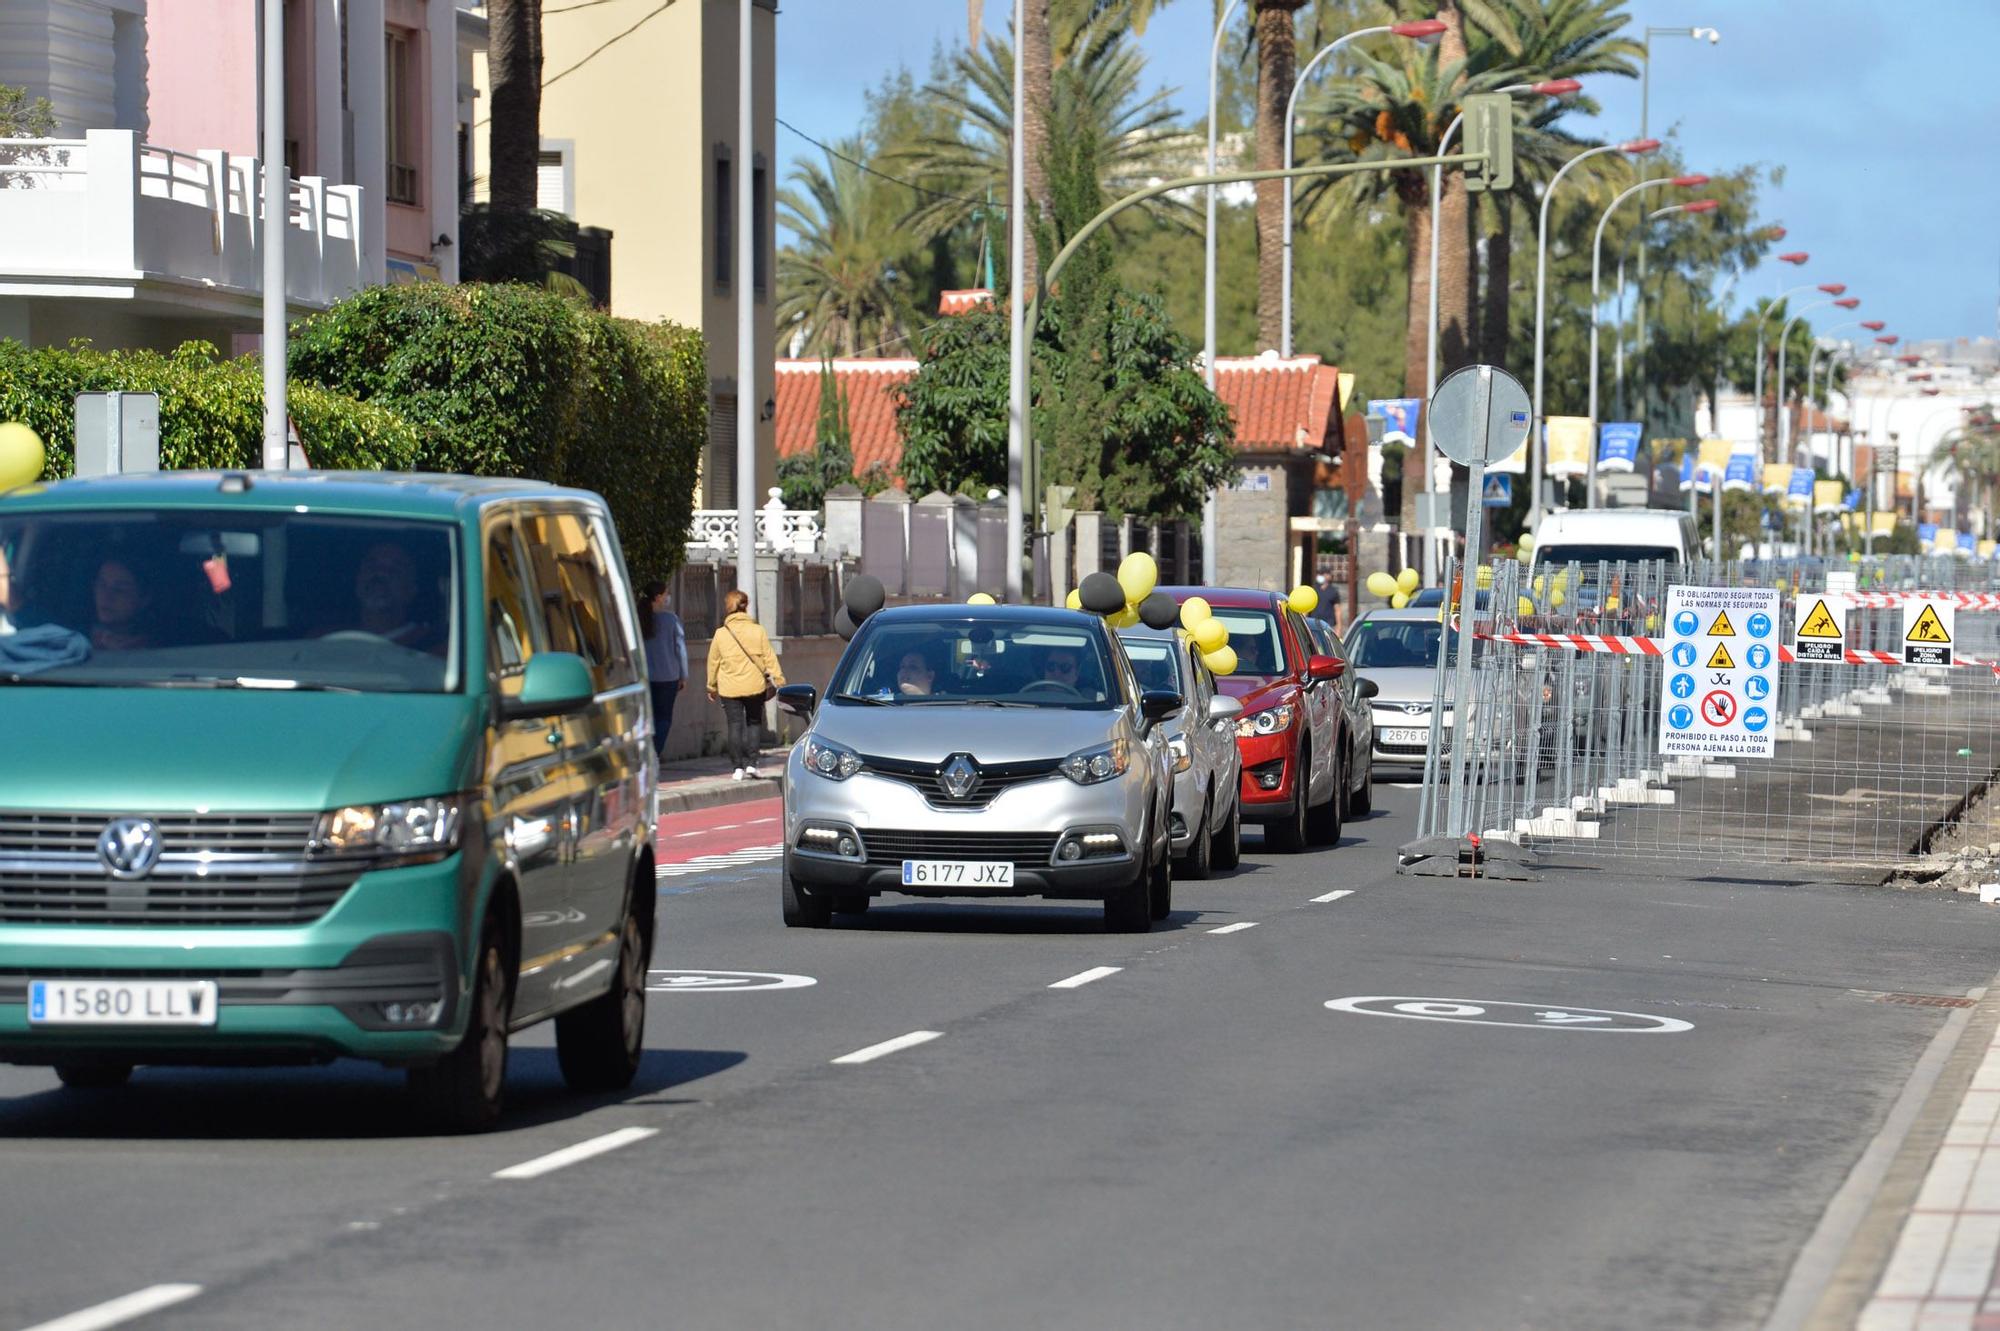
[1747, 612, 1772, 639]
[1744, 675, 1771, 700]
[1670, 673, 1695, 699]
[1746, 643, 1772, 670]
[1671, 642, 1697, 667]
[1673, 610, 1699, 636]
[1701, 690, 1736, 727]
[1668, 704, 1694, 729]
[646, 969, 819, 993]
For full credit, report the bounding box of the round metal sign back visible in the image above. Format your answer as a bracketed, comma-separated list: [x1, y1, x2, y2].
[1427, 363, 1532, 466]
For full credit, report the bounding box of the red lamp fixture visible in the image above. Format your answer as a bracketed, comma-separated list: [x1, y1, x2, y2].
[1833, 297, 1861, 309]
[1619, 138, 1663, 154]
[1391, 19, 1448, 38]
[1764, 226, 1788, 241]
[1681, 199, 1721, 214]
[1876, 335, 1900, 345]
[1530, 79, 1583, 96]
[1860, 320, 1886, 331]
[1897, 353, 1923, 364]
[1817, 283, 1847, 295]
[1670, 174, 1710, 187]
[1778, 251, 1809, 265]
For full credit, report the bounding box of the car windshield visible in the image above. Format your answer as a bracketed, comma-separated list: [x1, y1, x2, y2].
[1116, 634, 1183, 694]
[1536, 543, 1679, 570]
[1208, 607, 1289, 677]
[833, 617, 1120, 709]
[0, 509, 460, 693]
[1345, 619, 1481, 669]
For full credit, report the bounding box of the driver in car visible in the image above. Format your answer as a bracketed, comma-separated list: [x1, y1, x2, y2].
[1040, 646, 1081, 688]
[347, 541, 444, 653]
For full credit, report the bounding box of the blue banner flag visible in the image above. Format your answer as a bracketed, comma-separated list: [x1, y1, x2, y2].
[1787, 467, 1814, 501]
[1596, 422, 1643, 473]
[1919, 522, 1939, 544]
[1960, 531, 1977, 553]
[1367, 398, 1423, 443]
[1724, 452, 1758, 492]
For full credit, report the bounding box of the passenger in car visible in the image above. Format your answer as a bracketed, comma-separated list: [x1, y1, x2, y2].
[89, 557, 156, 651]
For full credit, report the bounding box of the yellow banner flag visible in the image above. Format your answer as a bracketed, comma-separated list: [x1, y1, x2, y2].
[1544, 417, 1592, 478]
[1761, 463, 1791, 496]
[1872, 512, 1898, 536]
[1813, 479, 1845, 514]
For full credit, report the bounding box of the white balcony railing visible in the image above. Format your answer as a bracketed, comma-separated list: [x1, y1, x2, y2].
[0, 129, 370, 309]
[689, 489, 824, 556]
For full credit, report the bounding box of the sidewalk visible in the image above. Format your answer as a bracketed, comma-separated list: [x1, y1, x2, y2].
[655, 744, 791, 815]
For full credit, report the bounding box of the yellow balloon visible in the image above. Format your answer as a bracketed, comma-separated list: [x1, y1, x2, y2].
[1395, 567, 1420, 596]
[1288, 584, 1318, 615]
[1116, 551, 1158, 605]
[1108, 605, 1140, 628]
[967, 591, 997, 605]
[1179, 595, 1211, 629]
[1365, 571, 1397, 600]
[1065, 588, 1083, 610]
[1389, 591, 1410, 609]
[1474, 564, 1493, 589]
[1551, 590, 1566, 609]
[1517, 596, 1535, 618]
[1192, 617, 1228, 652]
[1531, 575, 1546, 596]
[1202, 644, 1237, 677]
[0, 422, 46, 491]
[1517, 532, 1536, 551]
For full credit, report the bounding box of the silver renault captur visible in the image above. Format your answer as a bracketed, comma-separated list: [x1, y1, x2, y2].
[776, 605, 1180, 932]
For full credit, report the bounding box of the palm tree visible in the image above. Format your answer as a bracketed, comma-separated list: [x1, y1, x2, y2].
[487, 0, 543, 212]
[1253, 0, 1307, 352]
[776, 146, 922, 357]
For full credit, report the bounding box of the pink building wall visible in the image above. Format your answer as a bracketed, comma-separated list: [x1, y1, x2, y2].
[141, 0, 257, 160]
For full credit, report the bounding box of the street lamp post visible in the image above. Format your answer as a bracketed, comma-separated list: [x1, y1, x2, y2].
[1751, 266, 1822, 458]
[1005, 0, 1028, 602]
[1610, 198, 1716, 427]
[1280, 19, 1445, 358]
[1633, 25, 1719, 400]
[1586, 173, 1707, 501]
[1530, 136, 1659, 524]
[1200, 0, 1247, 584]
[1777, 294, 1860, 464]
[260, 0, 288, 470]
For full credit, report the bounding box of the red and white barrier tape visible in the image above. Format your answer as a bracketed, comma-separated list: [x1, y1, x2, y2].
[1477, 628, 2000, 673]
[1845, 591, 2000, 610]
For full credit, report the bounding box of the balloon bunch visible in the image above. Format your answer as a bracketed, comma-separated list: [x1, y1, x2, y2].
[834, 573, 886, 640]
[1054, 552, 1240, 676]
[1364, 567, 1422, 610]
[0, 422, 45, 492]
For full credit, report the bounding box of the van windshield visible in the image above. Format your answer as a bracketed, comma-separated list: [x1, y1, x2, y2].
[0, 510, 460, 693]
[1535, 544, 1679, 570]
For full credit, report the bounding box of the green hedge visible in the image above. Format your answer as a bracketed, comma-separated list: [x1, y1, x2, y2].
[0, 339, 422, 477]
[287, 283, 706, 582]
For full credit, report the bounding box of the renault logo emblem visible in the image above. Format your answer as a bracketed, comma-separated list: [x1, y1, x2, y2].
[97, 817, 162, 880]
[940, 754, 980, 800]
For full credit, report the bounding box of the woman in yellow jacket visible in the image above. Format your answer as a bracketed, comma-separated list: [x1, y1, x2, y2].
[706, 589, 785, 780]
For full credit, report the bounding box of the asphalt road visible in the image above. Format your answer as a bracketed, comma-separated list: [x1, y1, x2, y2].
[2, 784, 1996, 1331]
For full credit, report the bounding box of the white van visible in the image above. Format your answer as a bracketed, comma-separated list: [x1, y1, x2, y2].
[1527, 508, 1697, 578]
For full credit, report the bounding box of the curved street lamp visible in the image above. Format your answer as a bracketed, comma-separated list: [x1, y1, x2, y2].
[1752, 277, 1838, 456]
[1612, 197, 1717, 423]
[1777, 294, 1859, 461]
[1199, 0, 1249, 582]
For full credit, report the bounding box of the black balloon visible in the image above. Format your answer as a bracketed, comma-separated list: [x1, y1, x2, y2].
[1138, 592, 1179, 629]
[833, 605, 857, 640]
[1078, 571, 1125, 615]
[843, 573, 886, 622]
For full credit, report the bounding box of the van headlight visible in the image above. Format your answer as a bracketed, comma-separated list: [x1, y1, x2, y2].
[314, 796, 464, 862]
[803, 735, 863, 780]
[1059, 741, 1130, 785]
[1236, 704, 1295, 738]
[1166, 733, 1192, 773]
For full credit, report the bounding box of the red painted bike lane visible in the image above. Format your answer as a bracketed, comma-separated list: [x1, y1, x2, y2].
[655, 796, 783, 864]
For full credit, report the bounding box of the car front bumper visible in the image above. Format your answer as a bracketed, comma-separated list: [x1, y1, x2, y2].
[1233, 728, 1301, 823]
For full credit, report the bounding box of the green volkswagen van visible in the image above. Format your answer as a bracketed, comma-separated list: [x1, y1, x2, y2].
[0, 471, 656, 1131]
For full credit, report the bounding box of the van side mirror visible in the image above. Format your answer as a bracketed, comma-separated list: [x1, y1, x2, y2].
[504, 652, 595, 718]
[777, 683, 818, 718]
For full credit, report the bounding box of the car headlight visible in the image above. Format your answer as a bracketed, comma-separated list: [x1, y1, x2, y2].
[803, 735, 863, 781]
[1059, 740, 1131, 785]
[1166, 733, 1192, 773]
[315, 796, 464, 862]
[1236, 704, 1295, 739]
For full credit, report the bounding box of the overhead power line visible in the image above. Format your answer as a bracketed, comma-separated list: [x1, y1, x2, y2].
[777, 117, 1007, 213]
[477, 0, 676, 127]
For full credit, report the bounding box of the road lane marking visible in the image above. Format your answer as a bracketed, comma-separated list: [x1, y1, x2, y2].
[1310, 890, 1354, 903]
[20, 1285, 204, 1331]
[1050, 966, 1122, 990]
[671, 830, 707, 838]
[832, 1030, 943, 1065]
[1208, 922, 1259, 935]
[493, 1126, 660, 1180]
[656, 845, 784, 878]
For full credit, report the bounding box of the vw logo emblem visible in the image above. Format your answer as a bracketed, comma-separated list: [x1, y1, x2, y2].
[97, 817, 161, 880]
[940, 754, 981, 800]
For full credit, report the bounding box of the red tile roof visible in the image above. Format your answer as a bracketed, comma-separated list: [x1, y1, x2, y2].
[773, 359, 919, 479]
[937, 289, 994, 315]
[1211, 353, 1342, 452]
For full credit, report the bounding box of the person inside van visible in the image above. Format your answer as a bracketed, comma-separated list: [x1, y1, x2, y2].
[350, 540, 444, 653]
[89, 557, 155, 651]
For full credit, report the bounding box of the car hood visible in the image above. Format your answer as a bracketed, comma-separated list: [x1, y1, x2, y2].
[1214, 675, 1297, 713]
[1358, 667, 1442, 708]
[0, 687, 482, 813]
[813, 702, 1117, 763]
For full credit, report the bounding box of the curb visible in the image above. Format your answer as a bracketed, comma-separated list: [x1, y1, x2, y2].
[656, 775, 785, 817]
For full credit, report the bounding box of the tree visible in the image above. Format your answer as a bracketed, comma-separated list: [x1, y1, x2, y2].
[0, 84, 56, 138]
[776, 144, 921, 356]
[1253, 0, 1307, 351]
[487, 0, 543, 213]
[776, 359, 861, 509]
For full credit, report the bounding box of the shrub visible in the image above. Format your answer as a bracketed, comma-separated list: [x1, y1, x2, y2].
[288, 282, 706, 581]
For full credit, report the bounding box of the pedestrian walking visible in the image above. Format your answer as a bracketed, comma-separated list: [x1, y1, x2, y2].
[639, 581, 688, 763]
[706, 589, 784, 781]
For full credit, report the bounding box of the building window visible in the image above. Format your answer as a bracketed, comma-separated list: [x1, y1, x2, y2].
[713, 149, 732, 293]
[751, 161, 767, 300]
[537, 143, 572, 217]
[385, 29, 418, 205]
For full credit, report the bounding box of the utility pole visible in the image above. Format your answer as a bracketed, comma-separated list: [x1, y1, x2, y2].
[260, 0, 288, 469]
[735, 0, 757, 618]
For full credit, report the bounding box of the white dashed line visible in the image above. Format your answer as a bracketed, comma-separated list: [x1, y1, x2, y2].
[832, 1030, 943, 1065]
[1310, 889, 1354, 904]
[656, 845, 784, 878]
[18, 1285, 204, 1331]
[1050, 966, 1122, 990]
[711, 823, 740, 831]
[1208, 922, 1259, 935]
[747, 816, 778, 824]
[671, 830, 706, 838]
[493, 1127, 659, 1180]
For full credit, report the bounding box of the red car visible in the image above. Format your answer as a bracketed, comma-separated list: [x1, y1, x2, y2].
[1161, 587, 1360, 852]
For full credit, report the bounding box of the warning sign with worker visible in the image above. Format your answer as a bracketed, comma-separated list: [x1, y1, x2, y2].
[1657, 585, 1782, 759]
[1903, 597, 1954, 667]
[1793, 595, 1847, 664]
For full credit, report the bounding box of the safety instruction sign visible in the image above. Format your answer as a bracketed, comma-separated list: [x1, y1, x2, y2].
[1658, 585, 1781, 759]
[1793, 595, 1847, 664]
[1903, 598, 1955, 666]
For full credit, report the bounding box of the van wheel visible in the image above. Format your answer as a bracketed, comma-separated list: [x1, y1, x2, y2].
[1266, 746, 1310, 853]
[409, 912, 511, 1133]
[55, 1064, 131, 1089]
[1307, 756, 1344, 846]
[1177, 795, 1213, 881]
[555, 906, 647, 1093]
[781, 860, 831, 928]
[1211, 795, 1242, 871]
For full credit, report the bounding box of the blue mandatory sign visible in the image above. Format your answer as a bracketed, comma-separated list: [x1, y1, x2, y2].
[1746, 643, 1772, 670]
[1673, 610, 1699, 637]
[1669, 672, 1696, 699]
[1747, 611, 1773, 639]
[1744, 674, 1771, 700]
[1671, 642, 1698, 667]
[1743, 705, 1770, 733]
[1668, 704, 1695, 730]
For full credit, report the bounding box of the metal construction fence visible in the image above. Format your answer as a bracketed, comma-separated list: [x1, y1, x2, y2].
[1408, 555, 2000, 884]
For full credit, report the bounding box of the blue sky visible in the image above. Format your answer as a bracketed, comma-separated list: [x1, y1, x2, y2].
[773, 1, 2000, 344]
